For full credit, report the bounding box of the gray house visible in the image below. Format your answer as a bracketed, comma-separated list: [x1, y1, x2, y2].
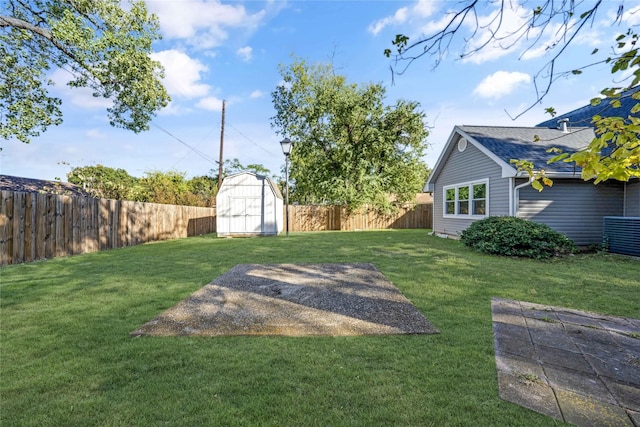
[424, 125, 639, 246]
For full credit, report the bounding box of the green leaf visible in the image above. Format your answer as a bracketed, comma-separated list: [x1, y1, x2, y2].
[1, 0, 170, 142]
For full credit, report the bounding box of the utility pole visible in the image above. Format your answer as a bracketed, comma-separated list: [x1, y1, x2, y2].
[217, 100, 226, 191]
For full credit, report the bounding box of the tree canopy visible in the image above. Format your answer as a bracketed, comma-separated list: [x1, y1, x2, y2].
[67, 165, 217, 207]
[218, 158, 272, 178]
[271, 58, 430, 211]
[67, 160, 273, 206]
[385, 0, 639, 184]
[1, 0, 170, 143]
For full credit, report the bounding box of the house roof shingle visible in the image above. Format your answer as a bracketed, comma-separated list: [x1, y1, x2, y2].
[0, 175, 92, 197]
[536, 86, 639, 128]
[458, 125, 596, 173]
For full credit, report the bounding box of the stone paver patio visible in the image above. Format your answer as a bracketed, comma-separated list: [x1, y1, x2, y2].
[492, 298, 640, 427]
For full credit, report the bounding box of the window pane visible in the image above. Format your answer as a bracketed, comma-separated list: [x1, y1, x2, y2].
[459, 201, 469, 214]
[473, 200, 486, 215]
[473, 184, 486, 199]
[446, 201, 455, 214]
[458, 186, 469, 200]
[446, 188, 455, 201]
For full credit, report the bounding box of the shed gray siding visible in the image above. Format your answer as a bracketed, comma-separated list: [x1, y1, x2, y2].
[518, 179, 624, 245]
[432, 138, 510, 237]
[625, 180, 640, 217]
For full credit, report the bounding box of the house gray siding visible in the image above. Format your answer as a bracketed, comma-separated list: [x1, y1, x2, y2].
[625, 180, 640, 217]
[432, 140, 510, 237]
[518, 179, 624, 245]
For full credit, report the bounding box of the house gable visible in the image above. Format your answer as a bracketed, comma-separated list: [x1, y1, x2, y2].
[424, 126, 516, 192]
[425, 125, 596, 193]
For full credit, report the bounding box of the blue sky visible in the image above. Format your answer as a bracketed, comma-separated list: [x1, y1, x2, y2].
[2, 0, 639, 182]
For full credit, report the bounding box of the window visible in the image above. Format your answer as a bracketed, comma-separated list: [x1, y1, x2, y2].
[472, 183, 486, 215]
[443, 180, 489, 218]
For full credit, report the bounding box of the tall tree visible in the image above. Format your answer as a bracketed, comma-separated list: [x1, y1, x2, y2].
[216, 158, 271, 178]
[67, 164, 142, 200]
[1, 0, 170, 143]
[385, 1, 639, 184]
[271, 58, 430, 211]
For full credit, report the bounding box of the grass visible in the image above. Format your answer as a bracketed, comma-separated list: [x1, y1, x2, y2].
[2, 230, 639, 426]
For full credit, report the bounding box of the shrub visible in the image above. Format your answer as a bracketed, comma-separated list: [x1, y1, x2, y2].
[460, 216, 576, 259]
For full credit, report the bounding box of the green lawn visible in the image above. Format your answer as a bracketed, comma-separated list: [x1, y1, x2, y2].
[2, 230, 638, 426]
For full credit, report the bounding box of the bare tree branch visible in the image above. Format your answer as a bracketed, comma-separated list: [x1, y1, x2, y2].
[388, 0, 614, 114]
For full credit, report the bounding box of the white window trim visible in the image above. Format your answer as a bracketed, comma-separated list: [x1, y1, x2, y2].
[443, 179, 489, 219]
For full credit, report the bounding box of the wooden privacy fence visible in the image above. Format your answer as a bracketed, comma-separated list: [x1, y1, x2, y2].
[1, 191, 216, 266]
[1, 190, 432, 265]
[287, 203, 432, 232]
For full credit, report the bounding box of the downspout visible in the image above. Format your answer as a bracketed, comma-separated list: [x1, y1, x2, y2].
[623, 182, 627, 217]
[512, 176, 535, 217]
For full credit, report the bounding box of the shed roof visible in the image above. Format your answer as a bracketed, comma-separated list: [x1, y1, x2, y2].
[220, 172, 283, 199]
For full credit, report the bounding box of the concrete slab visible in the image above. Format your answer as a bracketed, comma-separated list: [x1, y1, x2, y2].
[131, 263, 439, 337]
[556, 389, 634, 427]
[492, 298, 640, 427]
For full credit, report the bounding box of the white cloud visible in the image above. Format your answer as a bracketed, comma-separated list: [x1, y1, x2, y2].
[148, 0, 266, 48]
[151, 50, 210, 98]
[621, 4, 640, 25]
[196, 96, 225, 111]
[520, 20, 604, 61]
[368, 7, 409, 35]
[463, 3, 612, 64]
[369, 0, 441, 36]
[413, 0, 438, 18]
[473, 71, 531, 99]
[250, 90, 265, 99]
[237, 46, 253, 62]
[417, 12, 455, 37]
[462, 4, 535, 64]
[86, 129, 106, 139]
[158, 101, 191, 116]
[49, 69, 113, 109]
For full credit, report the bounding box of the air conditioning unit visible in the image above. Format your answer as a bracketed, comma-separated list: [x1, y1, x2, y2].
[603, 217, 640, 257]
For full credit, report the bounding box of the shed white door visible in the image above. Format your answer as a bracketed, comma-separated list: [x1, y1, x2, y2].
[229, 196, 262, 233]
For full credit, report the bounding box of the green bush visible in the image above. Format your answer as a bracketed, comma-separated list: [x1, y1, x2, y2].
[460, 216, 576, 259]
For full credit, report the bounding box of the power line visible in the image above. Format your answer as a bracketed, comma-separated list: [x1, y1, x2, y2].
[169, 124, 218, 170]
[151, 122, 217, 164]
[225, 122, 281, 159]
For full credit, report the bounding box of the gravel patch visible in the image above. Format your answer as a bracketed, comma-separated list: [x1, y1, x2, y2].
[131, 263, 439, 337]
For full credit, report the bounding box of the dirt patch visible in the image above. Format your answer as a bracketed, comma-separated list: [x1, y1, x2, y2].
[131, 263, 439, 337]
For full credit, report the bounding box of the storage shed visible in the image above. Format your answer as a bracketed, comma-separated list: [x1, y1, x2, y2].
[216, 172, 284, 237]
